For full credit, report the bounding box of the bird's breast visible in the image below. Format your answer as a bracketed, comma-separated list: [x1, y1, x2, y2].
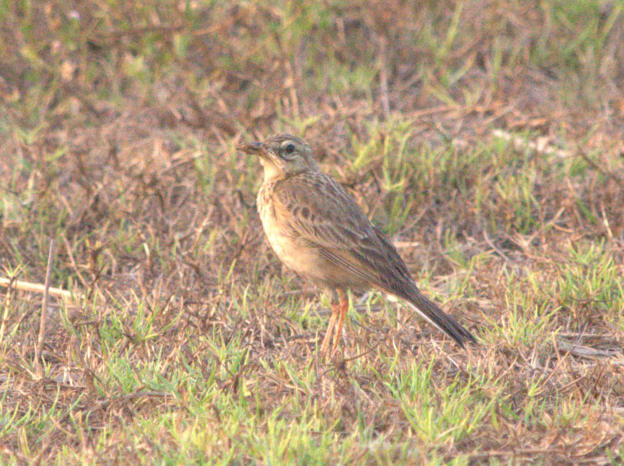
[257, 184, 319, 279]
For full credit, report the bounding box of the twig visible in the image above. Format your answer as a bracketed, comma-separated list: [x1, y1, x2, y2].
[0, 277, 72, 299]
[378, 36, 391, 120]
[35, 240, 55, 377]
[0, 275, 15, 344]
[556, 339, 624, 364]
[483, 229, 511, 263]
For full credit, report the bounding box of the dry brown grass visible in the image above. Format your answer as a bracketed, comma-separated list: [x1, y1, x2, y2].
[1, 0, 623, 464]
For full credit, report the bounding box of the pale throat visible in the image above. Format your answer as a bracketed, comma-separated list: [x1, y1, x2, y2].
[260, 159, 286, 183]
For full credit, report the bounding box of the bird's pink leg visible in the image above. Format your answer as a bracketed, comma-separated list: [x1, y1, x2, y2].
[320, 301, 339, 355]
[330, 291, 349, 358]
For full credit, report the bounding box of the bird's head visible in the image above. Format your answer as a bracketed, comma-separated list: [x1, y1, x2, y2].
[237, 134, 318, 182]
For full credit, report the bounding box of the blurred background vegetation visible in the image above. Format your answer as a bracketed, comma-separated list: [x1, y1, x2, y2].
[0, 0, 623, 464]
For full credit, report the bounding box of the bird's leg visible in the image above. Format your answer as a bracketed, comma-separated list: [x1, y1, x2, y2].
[329, 290, 349, 358]
[320, 300, 339, 355]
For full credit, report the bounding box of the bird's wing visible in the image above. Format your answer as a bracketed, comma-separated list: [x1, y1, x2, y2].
[274, 172, 413, 294]
[274, 171, 476, 347]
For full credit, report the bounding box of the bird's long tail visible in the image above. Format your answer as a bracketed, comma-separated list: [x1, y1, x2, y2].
[395, 287, 476, 348]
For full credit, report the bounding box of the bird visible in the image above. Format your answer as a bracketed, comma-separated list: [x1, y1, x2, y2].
[238, 133, 476, 358]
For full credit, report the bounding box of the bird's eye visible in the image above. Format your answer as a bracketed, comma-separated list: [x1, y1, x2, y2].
[283, 143, 296, 156]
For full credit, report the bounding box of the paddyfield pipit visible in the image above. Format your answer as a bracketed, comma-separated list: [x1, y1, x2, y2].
[238, 134, 476, 357]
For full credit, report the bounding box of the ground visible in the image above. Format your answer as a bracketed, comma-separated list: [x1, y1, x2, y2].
[1, 0, 624, 464]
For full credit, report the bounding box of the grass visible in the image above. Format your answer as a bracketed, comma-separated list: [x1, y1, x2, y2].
[1, 0, 624, 464]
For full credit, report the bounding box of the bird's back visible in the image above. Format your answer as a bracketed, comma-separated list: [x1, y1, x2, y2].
[257, 170, 415, 292]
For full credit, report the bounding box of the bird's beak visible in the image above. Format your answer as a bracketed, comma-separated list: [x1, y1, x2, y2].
[237, 141, 264, 154]
[237, 141, 280, 165]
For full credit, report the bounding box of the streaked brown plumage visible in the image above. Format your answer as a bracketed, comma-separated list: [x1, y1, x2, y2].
[238, 133, 476, 357]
